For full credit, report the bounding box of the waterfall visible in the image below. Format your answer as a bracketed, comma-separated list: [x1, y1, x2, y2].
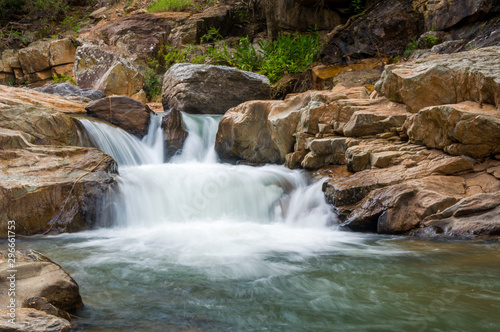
[77, 112, 336, 229]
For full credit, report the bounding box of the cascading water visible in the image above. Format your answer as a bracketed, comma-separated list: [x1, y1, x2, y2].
[20, 113, 500, 331]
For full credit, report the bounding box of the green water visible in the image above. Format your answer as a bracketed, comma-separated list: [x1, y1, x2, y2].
[18, 231, 500, 332]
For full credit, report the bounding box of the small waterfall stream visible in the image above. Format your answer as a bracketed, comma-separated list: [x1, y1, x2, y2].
[20, 113, 500, 331]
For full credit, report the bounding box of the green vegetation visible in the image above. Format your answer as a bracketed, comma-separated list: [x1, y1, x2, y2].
[52, 73, 76, 85]
[403, 38, 418, 58]
[352, 0, 365, 13]
[148, 0, 193, 12]
[163, 29, 323, 84]
[143, 68, 162, 100]
[426, 35, 439, 48]
[5, 77, 15, 86]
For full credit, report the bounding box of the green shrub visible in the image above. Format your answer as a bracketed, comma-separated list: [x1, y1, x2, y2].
[52, 74, 76, 85]
[403, 38, 418, 57]
[143, 68, 162, 100]
[148, 0, 192, 12]
[426, 35, 439, 48]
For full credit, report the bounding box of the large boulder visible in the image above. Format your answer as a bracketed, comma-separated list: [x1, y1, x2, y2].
[74, 44, 144, 97]
[85, 96, 153, 137]
[405, 102, 500, 159]
[161, 63, 271, 115]
[273, 0, 343, 31]
[0, 250, 83, 312]
[36, 83, 106, 101]
[0, 145, 117, 236]
[17, 41, 50, 74]
[422, 0, 495, 31]
[375, 46, 500, 112]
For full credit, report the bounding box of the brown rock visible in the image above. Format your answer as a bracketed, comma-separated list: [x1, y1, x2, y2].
[0, 85, 86, 114]
[0, 308, 71, 332]
[423, 0, 495, 31]
[162, 63, 271, 115]
[17, 41, 50, 74]
[51, 63, 74, 77]
[0, 249, 83, 311]
[85, 96, 152, 137]
[274, 0, 342, 31]
[22, 297, 71, 321]
[376, 46, 500, 112]
[74, 44, 144, 97]
[0, 146, 117, 236]
[49, 39, 77, 67]
[405, 102, 500, 158]
[161, 108, 188, 159]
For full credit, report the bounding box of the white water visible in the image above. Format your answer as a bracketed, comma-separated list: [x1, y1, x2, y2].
[77, 112, 341, 279]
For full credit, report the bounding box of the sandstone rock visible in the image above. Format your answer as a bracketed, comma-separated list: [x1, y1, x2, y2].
[0, 146, 117, 236]
[162, 63, 271, 115]
[49, 39, 77, 67]
[22, 297, 71, 321]
[74, 44, 144, 97]
[36, 83, 105, 101]
[85, 13, 179, 64]
[0, 249, 83, 311]
[0, 308, 71, 332]
[85, 96, 152, 137]
[343, 111, 407, 137]
[188, 5, 234, 43]
[131, 89, 147, 104]
[0, 105, 79, 146]
[342, 176, 462, 233]
[0, 85, 86, 114]
[17, 41, 50, 74]
[423, 0, 495, 31]
[417, 192, 500, 237]
[405, 102, 500, 158]
[89, 6, 108, 19]
[376, 46, 500, 112]
[51, 63, 74, 77]
[162, 108, 188, 159]
[2, 49, 15, 73]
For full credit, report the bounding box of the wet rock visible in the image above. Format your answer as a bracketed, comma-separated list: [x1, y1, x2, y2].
[74, 44, 144, 97]
[0, 308, 71, 332]
[416, 192, 500, 237]
[36, 83, 106, 101]
[375, 46, 500, 112]
[85, 96, 153, 138]
[405, 102, 500, 158]
[162, 108, 188, 159]
[0, 249, 83, 311]
[0, 146, 117, 235]
[162, 63, 271, 115]
[22, 297, 71, 321]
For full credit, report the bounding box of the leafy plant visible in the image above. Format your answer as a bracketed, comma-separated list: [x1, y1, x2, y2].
[200, 27, 223, 44]
[5, 77, 15, 86]
[352, 0, 365, 13]
[148, 0, 192, 12]
[143, 68, 162, 100]
[403, 38, 418, 57]
[52, 74, 76, 85]
[426, 35, 439, 48]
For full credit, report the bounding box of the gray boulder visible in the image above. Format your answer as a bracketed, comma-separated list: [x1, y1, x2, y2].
[162, 63, 271, 115]
[36, 83, 105, 101]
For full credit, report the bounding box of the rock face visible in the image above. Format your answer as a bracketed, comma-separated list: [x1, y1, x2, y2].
[375, 46, 500, 112]
[0, 308, 71, 332]
[216, 86, 409, 166]
[405, 102, 500, 159]
[162, 63, 271, 115]
[36, 83, 106, 101]
[0, 39, 76, 85]
[85, 96, 153, 137]
[74, 44, 144, 97]
[274, 0, 343, 31]
[0, 250, 83, 312]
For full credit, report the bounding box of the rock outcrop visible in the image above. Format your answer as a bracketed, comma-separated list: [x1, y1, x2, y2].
[162, 63, 271, 115]
[85, 96, 153, 137]
[0, 39, 76, 85]
[74, 44, 144, 97]
[0, 249, 82, 331]
[161, 108, 188, 159]
[375, 46, 500, 112]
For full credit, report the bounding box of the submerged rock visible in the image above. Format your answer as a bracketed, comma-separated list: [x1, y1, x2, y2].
[85, 96, 153, 138]
[162, 63, 271, 115]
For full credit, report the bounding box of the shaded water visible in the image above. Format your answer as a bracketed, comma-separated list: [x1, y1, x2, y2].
[18, 113, 500, 331]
